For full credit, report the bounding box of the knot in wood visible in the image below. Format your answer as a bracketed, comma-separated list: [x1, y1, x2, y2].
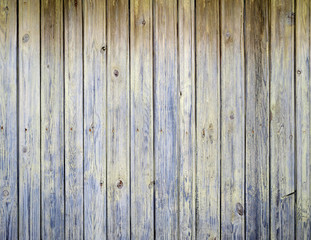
[114, 69, 119, 77]
[236, 202, 244, 216]
[3, 190, 9, 197]
[22, 34, 30, 43]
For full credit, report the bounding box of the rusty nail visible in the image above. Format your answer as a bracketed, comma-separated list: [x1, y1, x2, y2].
[117, 180, 123, 189]
[89, 128, 91, 132]
[297, 70, 301, 75]
[70, 128, 73, 131]
[100, 182, 103, 187]
[1, 126, 3, 130]
[22, 34, 30, 43]
[236, 203, 244, 216]
[136, 128, 139, 132]
[25, 128, 27, 132]
[114, 69, 119, 77]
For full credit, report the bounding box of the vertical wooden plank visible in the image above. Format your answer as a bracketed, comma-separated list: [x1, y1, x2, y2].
[0, 0, 18, 239]
[64, 0, 83, 239]
[178, 0, 195, 239]
[154, 0, 178, 238]
[130, 0, 153, 239]
[196, 0, 220, 238]
[270, 0, 295, 238]
[107, 0, 130, 239]
[83, 0, 106, 239]
[244, 0, 269, 239]
[220, 0, 245, 238]
[41, 0, 64, 239]
[18, 0, 41, 238]
[296, 0, 310, 238]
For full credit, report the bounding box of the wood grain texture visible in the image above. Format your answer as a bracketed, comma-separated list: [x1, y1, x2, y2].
[244, 0, 270, 238]
[296, 0, 310, 238]
[154, 0, 178, 238]
[83, 0, 107, 239]
[270, 0, 295, 239]
[220, 0, 245, 238]
[41, 0, 64, 239]
[178, 0, 195, 239]
[195, 0, 220, 238]
[0, 0, 17, 239]
[107, 0, 130, 239]
[18, 0, 41, 238]
[64, 0, 83, 239]
[130, 0, 154, 239]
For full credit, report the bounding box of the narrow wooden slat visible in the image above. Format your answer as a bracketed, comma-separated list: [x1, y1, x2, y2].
[64, 0, 83, 238]
[130, 0, 153, 239]
[244, 0, 269, 238]
[220, 0, 245, 238]
[296, 0, 310, 238]
[18, 0, 41, 238]
[178, 0, 195, 239]
[107, 0, 130, 238]
[0, 0, 18, 239]
[41, 0, 64, 238]
[154, 0, 178, 238]
[83, 0, 107, 239]
[270, 0, 295, 239]
[196, 0, 220, 238]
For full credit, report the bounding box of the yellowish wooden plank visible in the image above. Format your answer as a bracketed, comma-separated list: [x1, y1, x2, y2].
[83, 0, 107, 239]
[64, 0, 83, 238]
[270, 0, 295, 238]
[244, 0, 270, 238]
[130, 0, 153, 239]
[154, 0, 178, 238]
[107, 0, 130, 238]
[296, 0, 310, 238]
[18, 0, 41, 238]
[178, 0, 195, 239]
[0, 0, 18, 239]
[196, 0, 220, 238]
[220, 0, 245, 238]
[41, 0, 64, 238]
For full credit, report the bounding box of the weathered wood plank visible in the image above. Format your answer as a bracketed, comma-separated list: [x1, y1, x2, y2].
[296, 0, 310, 238]
[244, 0, 269, 238]
[0, 0, 18, 239]
[220, 0, 245, 238]
[130, 0, 153, 239]
[41, 0, 64, 239]
[178, 0, 195, 239]
[18, 0, 41, 238]
[196, 0, 220, 238]
[64, 0, 83, 239]
[83, 0, 107, 239]
[270, 0, 295, 239]
[107, 0, 130, 239]
[154, 0, 178, 238]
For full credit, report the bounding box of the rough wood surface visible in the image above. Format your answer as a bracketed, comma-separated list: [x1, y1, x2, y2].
[83, 0, 107, 239]
[154, 0, 178, 238]
[196, 0, 220, 238]
[41, 0, 64, 239]
[270, 0, 295, 239]
[296, 0, 310, 238]
[220, 0, 245, 238]
[18, 0, 41, 238]
[64, 0, 84, 239]
[130, 0, 154, 239]
[0, 0, 17, 239]
[245, 0, 270, 238]
[107, 0, 130, 239]
[178, 0, 195, 239]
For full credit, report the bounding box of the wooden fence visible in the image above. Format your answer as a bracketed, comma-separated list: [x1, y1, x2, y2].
[0, 0, 310, 239]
